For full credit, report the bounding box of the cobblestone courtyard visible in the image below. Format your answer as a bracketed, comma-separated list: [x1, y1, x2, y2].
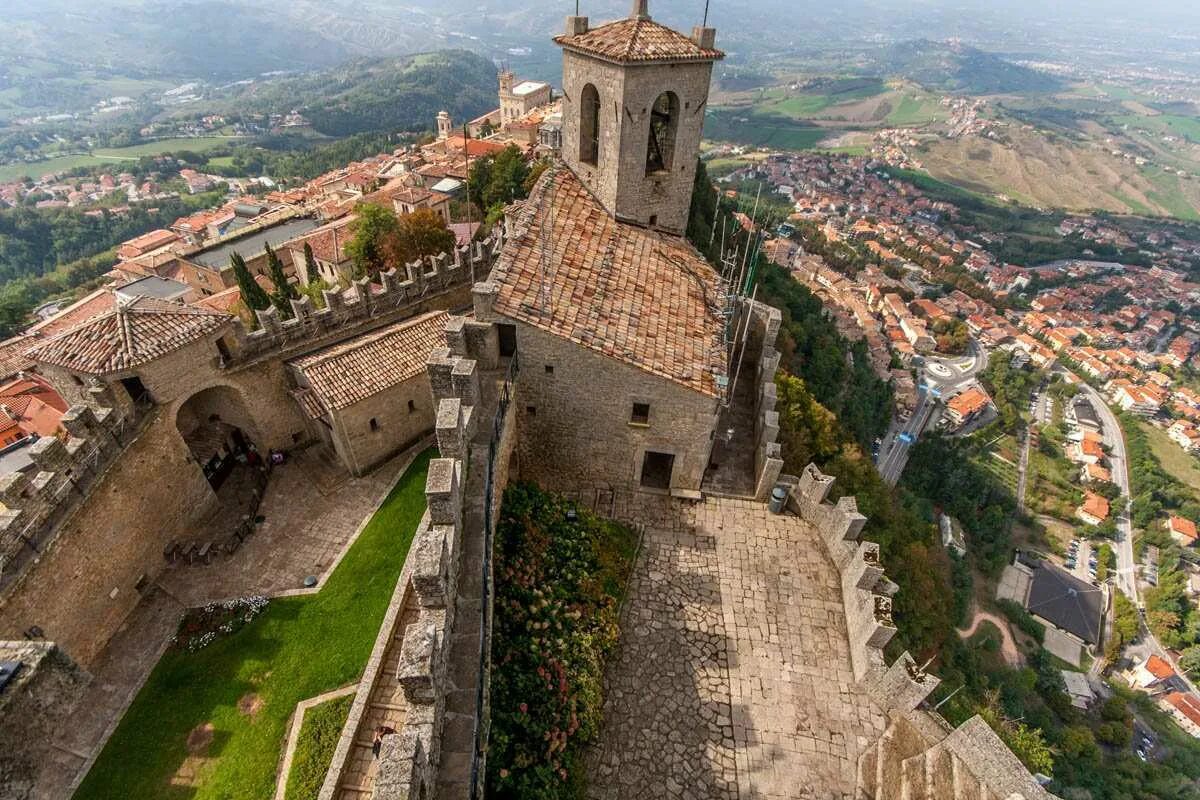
[587, 496, 886, 800]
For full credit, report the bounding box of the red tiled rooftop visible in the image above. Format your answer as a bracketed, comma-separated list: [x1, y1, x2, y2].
[289, 311, 448, 410]
[26, 295, 231, 375]
[488, 166, 726, 396]
[555, 16, 724, 64]
[1146, 655, 1176, 680]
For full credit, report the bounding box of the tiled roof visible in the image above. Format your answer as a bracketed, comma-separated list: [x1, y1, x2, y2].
[28, 289, 116, 338]
[488, 167, 726, 396]
[1026, 560, 1104, 644]
[554, 17, 724, 64]
[25, 295, 231, 375]
[0, 336, 36, 381]
[289, 310, 448, 411]
[1146, 654, 1176, 680]
[285, 217, 355, 265]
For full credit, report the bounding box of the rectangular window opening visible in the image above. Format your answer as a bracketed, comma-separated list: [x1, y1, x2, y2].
[631, 402, 651, 426]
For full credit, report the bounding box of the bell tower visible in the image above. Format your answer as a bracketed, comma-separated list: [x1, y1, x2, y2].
[556, 0, 723, 234]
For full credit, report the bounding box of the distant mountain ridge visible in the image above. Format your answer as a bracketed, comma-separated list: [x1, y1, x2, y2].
[875, 39, 1062, 95]
[204, 51, 499, 138]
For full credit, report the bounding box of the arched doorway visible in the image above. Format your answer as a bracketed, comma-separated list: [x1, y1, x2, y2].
[175, 384, 263, 490]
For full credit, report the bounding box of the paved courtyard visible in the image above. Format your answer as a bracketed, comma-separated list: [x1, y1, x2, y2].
[587, 496, 886, 800]
[40, 445, 418, 800]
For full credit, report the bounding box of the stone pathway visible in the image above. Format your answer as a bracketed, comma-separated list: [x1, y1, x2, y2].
[586, 496, 887, 800]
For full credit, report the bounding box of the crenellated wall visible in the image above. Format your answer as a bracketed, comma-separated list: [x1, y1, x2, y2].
[786, 464, 895, 681]
[784, 463, 1058, 800]
[321, 312, 509, 800]
[0, 393, 143, 595]
[228, 235, 506, 368]
[745, 299, 783, 501]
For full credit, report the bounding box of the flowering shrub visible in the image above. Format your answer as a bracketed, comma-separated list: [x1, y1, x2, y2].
[171, 596, 269, 653]
[486, 483, 638, 800]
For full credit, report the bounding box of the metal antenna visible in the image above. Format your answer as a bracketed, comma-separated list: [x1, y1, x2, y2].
[702, 0, 710, 27]
[462, 123, 476, 284]
[575, 0, 580, 15]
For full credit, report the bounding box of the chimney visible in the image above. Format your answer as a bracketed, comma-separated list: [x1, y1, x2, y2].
[692, 25, 717, 49]
[565, 15, 589, 35]
[630, 0, 650, 20]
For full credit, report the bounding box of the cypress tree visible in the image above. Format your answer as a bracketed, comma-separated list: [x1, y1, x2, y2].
[264, 242, 296, 319]
[303, 242, 318, 284]
[230, 251, 271, 312]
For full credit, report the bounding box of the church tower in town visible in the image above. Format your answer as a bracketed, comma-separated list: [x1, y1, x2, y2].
[555, 0, 723, 234]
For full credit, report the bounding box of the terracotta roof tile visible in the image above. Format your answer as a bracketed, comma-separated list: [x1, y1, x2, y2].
[554, 17, 724, 63]
[25, 295, 231, 375]
[489, 167, 726, 396]
[289, 310, 448, 410]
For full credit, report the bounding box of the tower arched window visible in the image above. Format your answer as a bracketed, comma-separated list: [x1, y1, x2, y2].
[579, 83, 601, 166]
[646, 91, 679, 174]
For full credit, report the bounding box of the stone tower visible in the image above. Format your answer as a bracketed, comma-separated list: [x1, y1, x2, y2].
[555, 0, 723, 234]
[436, 110, 452, 140]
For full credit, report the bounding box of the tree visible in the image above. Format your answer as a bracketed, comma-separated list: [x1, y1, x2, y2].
[1180, 645, 1200, 676]
[346, 203, 402, 279]
[386, 208, 457, 268]
[264, 242, 296, 320]
[230, 252, 270, 313]
[303, 242, 318, 283]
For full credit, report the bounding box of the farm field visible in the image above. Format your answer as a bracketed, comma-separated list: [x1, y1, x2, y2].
[0, 136, 243, 182]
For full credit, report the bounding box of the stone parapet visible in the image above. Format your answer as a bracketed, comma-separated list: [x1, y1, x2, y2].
[788, 466, 1059, 799]
[228, 234, 505, 367]
[745, 299, 783, 501]
[0, 396, 140, 597]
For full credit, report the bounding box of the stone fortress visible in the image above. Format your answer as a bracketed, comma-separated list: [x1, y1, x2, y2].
[0, 3, 1056, 799]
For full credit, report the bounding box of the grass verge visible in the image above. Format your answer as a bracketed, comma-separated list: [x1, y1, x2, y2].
[284, 694, 355, 800]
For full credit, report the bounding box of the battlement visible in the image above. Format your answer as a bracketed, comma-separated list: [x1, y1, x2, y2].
[747, 299, 784, 501]
[0, 397, 142, 596]
[323, 313, 510, 800]
[786, 464, 1058, 799]
[786, 464, 890, 681]
[226, 234, 505, 366]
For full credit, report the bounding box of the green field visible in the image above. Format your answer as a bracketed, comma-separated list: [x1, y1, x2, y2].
[885, 93, 946, 126]
[0, 136, 242, 182]
[1136, 420, 1200, 495]
[704, 109, 829, 150]
[750, 77, 887, 120]
[1142, 164, 1200, 221]
[74, 450, 433, 800]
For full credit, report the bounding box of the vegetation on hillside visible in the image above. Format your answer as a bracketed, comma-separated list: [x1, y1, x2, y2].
[0, 191, 223, 335]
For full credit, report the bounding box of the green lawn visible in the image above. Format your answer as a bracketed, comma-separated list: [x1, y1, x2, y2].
[284, 694, 354, 800]
[74, 449, 434, 800]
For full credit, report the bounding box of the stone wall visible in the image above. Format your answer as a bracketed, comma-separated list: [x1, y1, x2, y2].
[0, 641, 88, 799]
[785, 464, 1057, 800]
[323, 373, 436, 477]
[323, 313, 510, 800]
[230, 235, 504, 368]
[745, 299, 783, 501]
[472, 286, 719, 495]
[0, 405, 216, 666]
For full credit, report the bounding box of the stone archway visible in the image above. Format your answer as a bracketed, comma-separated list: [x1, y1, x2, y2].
[175, 383, 264, 490]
